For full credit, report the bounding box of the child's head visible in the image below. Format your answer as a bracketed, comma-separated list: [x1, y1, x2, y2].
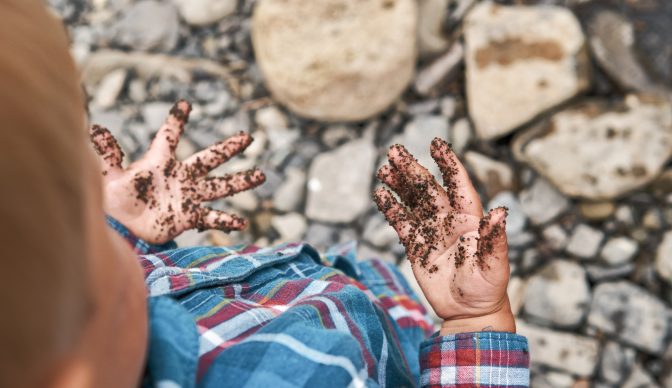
[0, 1, 148, 386]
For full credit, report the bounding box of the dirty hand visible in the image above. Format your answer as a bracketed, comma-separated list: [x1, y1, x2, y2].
[373, 138, 514, 334]
[89, 100, 265, 245]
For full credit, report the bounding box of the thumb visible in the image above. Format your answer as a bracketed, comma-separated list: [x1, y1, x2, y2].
[476, 207, 509, 273]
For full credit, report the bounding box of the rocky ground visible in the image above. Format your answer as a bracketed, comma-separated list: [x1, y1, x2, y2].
[48, 0, 672, 386]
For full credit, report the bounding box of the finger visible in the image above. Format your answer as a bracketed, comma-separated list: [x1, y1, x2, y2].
[476, 207, 509, 271]
[387, 144, 451, 217]
[183, 132, 252, 178]
[148, 100, 192, 155]
[198, 168, 266, 201]
[373, 187, 414, 245]
[196, 208, 247, 232]
[89, 125, 124, 173]
[376, 164, 414, 205]
[430, 137, 482, 217]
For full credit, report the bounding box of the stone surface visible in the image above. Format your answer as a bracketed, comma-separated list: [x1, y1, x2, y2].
[517, 320, 599, 377]
[655, 231, 672, 286]
[417, 0, 449, 56]
[363, 213, 399, 249]
[622, 364, 660, 388]
[464, 2, 589, 139]
[92, 68, 127, 109]
[173, 0, 236, 26]
[599, 341, 636, 385]
[306, 139, 376, 223]
[273, 168, 306, 212]
[389, 115, 449, 180]
[542, 225, 568, 251]
[566, 224, 604, 260]
[449, 118, 472, 155]
[414, 42, 464, 95]
[588, 281, 669, 354]
[519, 178, 569, 225]
[109, 1, 179, 51]
[252, 0, 417, 121]
[584, 9, 658, 93]
[600, 237, 638, 266]
[524, 260, 590, 327]
[579, 201, 615, 221]
[272, 213, 308, 242]
[487, 192, 525, 237]
[514, 95, 672, 200]
[464, 151, 514, 197]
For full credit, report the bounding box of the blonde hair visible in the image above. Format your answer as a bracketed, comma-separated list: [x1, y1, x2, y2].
[0, 1, 90, 386]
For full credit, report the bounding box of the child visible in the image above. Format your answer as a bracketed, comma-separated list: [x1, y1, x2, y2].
[0, 1, 528, 387]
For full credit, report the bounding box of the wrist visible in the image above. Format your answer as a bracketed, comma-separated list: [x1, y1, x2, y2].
[439, 298, 516, 336]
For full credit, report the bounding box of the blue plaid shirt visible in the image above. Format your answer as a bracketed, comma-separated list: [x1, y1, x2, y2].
[108, 218, 529, 387]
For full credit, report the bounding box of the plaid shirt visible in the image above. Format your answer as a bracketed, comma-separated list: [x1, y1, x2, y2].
[108, 218, 529, 387]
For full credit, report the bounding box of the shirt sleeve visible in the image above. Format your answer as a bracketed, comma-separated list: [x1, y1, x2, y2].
[106, 216, 177, 255]
[419, 331, 529, 387]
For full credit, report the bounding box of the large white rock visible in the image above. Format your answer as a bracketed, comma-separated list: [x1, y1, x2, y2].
[252, 0, 417, 122]
[306, 139, 376, 223]
[173, 0, 236, 26]
[517, 320, 599, 377]
[523, 260, 590, 327]
[514, 95, 672, 199]
[464, 2, 589, 139]
[588, 281, 669, 354]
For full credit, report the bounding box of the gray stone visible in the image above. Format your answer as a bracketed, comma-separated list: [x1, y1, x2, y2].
[579, 201, 615, 221]
[255, 106, 288, 130]
[514, 95, 672, 200]
[306, 139, 376, 223]
[407, 100, 440, 116]
[464, 1, 589, 139]
[585, 9, 658, 93]
[273, 168, 306, 213]
[417, 0, 449, 57]
[110, 1, 179, 51]
[601, 237, 638, 266]
[487, 191, 526, 237]
[655, 231, 672, 286]
[252, 0, 417, 121]
[92, 68, 127, 109]
[588, 281, 669, 354]
[389, 115, 449, 181]
[524, 260, 590, 327]
[599, 341, 636, 385]
[622, 364, 660, 388]
[304, 223, 337, 249]
[272, 213, 307, 243]
[517, 320, 599, 377]
[173, 0, 236, 26]
[142, 102, 172, 130]
[464, 152, 514, 198]
[449, 118, 472, 155]
[414, 42, 464, 96]
[440, 97, 456, 118]
[542, 224, 569, 251]
[363, 213, 399, 249]
[566, 224, 604, 259]
[520, 178, 569, 225]
[321, 126, 357, 149]
[224, 191, 258, 212]
[585, 263, 634, 282]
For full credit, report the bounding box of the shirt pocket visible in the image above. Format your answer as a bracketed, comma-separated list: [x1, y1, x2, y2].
[142, 243, 319, 297]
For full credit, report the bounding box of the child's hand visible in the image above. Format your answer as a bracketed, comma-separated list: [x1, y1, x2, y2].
[374, 138, 514, 335]
[89, 100, 265, 244]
